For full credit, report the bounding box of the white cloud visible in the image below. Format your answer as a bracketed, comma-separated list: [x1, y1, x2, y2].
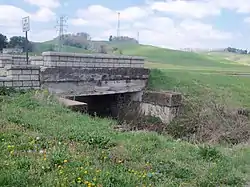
[23, 0, 60, 8]
[32, 7, 56, 22]
[244, 17, 250, 23]
[70, 4, 233, 49]
[149, 0, 250, 19]
[71, 5, 150, 26]
[0, 5, 55, 25]
[150, 0, 220, 19]
[0, 4, 56, 41]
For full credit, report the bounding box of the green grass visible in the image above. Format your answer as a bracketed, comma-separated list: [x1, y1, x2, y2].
[0, 90, 250, 187]
[115, 44, 249, 69]
[3, 40, 250, 186]
[148, 69, 250, 107]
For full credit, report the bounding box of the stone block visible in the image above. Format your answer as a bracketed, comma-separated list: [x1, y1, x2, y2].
[4, 81, 13, 87]
[32, 70, 39, 75]
[23, 81, 32, 87]
[12, 81, 23, 87]
[22, 70, 32, 75]
[8, 69, 22, 75]
[142, 91, 182, 107]
[32, 81, 40, 87]
[108, 59, 114, 63]
[10, 75, 19, 81]
[68, 57, 75, 62]
[66, 62, 73, 67]
[30, 75, 39, 80]
[96, 58, 102, 63]
[19, 75, 31, 81]
[59, 61, 67, 66]
[103, 58, 109, 63]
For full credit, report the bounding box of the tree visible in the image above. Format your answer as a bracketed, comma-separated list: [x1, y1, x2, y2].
[8, 36, 26, 48]
[0, 33, 8, 51]
[109, 35, 113, 42]
[8, 36, 33, 52]
[62, 32, 91, 49]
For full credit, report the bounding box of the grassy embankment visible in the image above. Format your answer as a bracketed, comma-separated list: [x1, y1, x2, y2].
[1, 44, 250, 186]
[1, 90, 250, 187]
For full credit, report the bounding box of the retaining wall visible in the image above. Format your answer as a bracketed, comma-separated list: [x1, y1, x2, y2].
[0, 65, 40, 89]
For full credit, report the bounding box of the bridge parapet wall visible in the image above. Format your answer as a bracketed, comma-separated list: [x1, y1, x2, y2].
[0, 65, 40, 89]
[0, 54, 29, 67]
[41, 52, 145, 68]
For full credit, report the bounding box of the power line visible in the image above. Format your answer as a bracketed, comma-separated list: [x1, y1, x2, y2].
[55, 15, 68, 52]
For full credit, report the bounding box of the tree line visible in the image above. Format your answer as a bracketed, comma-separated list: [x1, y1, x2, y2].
[0, 33, 33, 52]
[225, 47, 248, 54]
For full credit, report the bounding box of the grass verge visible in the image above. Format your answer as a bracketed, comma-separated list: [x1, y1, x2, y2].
[0, 89, 250, 186]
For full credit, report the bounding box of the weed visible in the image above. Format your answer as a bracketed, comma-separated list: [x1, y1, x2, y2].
[198, 145, 222, 162]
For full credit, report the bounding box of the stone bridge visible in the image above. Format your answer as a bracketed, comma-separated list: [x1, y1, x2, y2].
[0, 52, 182, 123]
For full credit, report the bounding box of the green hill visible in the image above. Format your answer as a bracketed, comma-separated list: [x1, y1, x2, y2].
[32, 40, 250, 72]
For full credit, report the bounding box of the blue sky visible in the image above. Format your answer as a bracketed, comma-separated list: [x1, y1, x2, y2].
[0, 0, 250, 50]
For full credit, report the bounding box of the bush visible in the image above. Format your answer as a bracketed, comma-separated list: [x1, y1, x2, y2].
[167, 94, 250, 144]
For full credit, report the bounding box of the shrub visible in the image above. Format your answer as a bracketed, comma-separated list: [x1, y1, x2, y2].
[167, 94, 250, 144]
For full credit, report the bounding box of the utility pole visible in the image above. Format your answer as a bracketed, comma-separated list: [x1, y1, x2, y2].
[55, 15, 67, 52]
[117, 12, 120, 38]
[137, 31, 140, 44]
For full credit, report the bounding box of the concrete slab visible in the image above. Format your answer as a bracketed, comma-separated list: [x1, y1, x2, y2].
[57, 97, 87, 107]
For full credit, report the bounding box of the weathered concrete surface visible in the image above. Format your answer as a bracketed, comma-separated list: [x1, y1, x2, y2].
[57, 97, 88, 112]
[40, 67, 150, 96]
[142, 91, 182, 107]
[131, 91, 182, 124]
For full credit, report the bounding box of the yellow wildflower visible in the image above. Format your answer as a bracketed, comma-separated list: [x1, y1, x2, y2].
[63, 160, 68, 163]
[84, 181, 89, 184]
[84, 170, 88, 174]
